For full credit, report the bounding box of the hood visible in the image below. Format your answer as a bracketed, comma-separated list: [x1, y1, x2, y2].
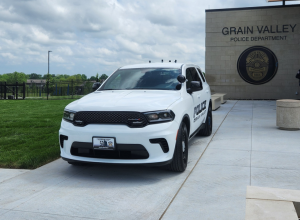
[66, 90, 181, 112]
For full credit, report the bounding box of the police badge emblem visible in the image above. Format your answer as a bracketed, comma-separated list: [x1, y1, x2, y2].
[246, 50, 269, 81]
[237, 46, 278, 85]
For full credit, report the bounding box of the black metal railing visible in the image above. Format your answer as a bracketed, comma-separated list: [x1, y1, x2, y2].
[0, 82, 26, 99]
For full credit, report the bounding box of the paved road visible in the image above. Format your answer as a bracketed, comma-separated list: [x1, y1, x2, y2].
[0, 101, 299, 220]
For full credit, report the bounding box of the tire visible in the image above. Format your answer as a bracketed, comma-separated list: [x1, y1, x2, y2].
[168, 123, 189, 172]
[198, 105, 212, 136]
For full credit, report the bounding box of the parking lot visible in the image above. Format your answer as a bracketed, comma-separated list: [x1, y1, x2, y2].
[0, 100, 299, 220]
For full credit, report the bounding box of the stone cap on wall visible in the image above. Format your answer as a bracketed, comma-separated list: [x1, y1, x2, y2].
[277, 99, 300, 108]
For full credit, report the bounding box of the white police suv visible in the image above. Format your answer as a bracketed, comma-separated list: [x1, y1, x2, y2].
[59, 63, 212, 172]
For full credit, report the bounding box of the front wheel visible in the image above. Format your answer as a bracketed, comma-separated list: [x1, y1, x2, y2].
[198, 105, 212, 136]
[168, 123, 188, 172]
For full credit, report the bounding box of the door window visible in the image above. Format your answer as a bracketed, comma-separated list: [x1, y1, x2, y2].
[186, 68, 193, 91]
[197, 68, 206, 82]
[186, 67, 202, 92]
[190, 68, 201, 82]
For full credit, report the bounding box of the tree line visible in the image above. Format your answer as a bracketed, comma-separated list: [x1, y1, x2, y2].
[0, 72, 108, 84]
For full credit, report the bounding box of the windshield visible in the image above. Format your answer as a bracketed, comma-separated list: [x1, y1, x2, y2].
[98, 68, 181, 91]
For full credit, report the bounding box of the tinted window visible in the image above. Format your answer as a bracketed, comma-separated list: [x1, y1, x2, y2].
[186, 67, 201, 91]
[190, 68, 201, 82]
[99, 68, 181, 91]
[197, 68, 206, 82]
[186, 68, 193, 91]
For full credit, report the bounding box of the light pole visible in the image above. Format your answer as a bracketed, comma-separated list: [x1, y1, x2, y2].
[47, 50, 52, 100]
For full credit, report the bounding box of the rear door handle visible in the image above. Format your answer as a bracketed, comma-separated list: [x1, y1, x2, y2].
[197, 95, 201, 99]
[206, 90, 209, 93]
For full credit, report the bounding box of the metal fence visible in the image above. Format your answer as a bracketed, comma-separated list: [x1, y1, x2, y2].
[1, 80, 98, 100]
[26, 80, 95, 99]
[0, 82, 26, 99]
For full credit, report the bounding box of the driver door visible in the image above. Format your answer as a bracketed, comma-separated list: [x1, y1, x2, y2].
[186, 67, 203, 133]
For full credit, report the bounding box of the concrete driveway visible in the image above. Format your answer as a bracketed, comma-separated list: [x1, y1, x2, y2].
[0, 100, 299, 220]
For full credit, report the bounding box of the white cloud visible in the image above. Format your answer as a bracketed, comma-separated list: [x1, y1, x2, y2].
[1, 52, 17, 59]
[0, 0, 293, 76]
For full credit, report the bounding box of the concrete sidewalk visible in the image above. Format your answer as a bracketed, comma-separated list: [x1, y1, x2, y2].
[0, 101, 299, 220]
[162, 100, 300, 219]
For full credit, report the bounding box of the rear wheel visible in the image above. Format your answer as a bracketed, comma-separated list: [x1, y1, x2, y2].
[168, 122, 188, 172]
[198, 105, 212, 136]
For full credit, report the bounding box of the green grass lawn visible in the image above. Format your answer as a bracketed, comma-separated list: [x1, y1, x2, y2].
[0, 99, 76, 169]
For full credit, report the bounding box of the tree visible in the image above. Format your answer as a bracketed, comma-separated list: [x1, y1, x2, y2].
[28, 73, 42, 79]
[67, 74, 82, 82]
[0, 74, 7, 82]
[95, 73, 99, 82]
[81, 74, 87, 81]
[100, 74, 108, 80]
[89, 76, 96, 81]
[1, 72, 28, 83]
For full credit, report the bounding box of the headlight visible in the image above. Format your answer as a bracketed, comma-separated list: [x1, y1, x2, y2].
[143, 110, 175, 124]
[63, 109, 77, 123]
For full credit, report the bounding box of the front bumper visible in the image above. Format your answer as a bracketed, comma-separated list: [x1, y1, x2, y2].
[59, 120, 179, 164]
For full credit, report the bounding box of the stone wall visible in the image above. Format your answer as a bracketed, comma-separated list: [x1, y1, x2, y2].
[205, 5, 300, 99]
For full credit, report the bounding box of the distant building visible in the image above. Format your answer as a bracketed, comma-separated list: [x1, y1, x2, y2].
[26, 79, 46, 88]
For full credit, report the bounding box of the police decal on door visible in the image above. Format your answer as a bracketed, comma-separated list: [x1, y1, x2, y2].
[194, 100, 207, 122]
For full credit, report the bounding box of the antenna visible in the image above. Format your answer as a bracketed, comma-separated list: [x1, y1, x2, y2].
[175, 60, 177, 63]
[149, 60, 151, 63]
[161, 59, 163, 63]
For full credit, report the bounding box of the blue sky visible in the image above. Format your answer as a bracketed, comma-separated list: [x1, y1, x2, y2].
[0, 0, 297, 77]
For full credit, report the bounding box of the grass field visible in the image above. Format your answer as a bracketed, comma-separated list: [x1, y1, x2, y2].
[0, 99, 76, 169]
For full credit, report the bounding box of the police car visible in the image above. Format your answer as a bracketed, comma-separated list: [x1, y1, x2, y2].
[59, 62, 212, 172]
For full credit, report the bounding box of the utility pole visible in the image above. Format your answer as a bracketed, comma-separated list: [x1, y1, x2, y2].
[47, 50, 52, 100]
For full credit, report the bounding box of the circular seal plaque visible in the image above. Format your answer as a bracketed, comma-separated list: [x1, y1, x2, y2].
[237, 46, 278, 85]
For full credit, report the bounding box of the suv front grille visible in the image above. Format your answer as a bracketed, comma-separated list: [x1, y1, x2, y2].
[73, 111, 148, 127]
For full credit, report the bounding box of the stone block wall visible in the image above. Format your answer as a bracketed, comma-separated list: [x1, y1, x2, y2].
[205, 5, 300, 99]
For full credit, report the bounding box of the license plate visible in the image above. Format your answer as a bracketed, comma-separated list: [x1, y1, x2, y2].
[93, 137, 115, 150]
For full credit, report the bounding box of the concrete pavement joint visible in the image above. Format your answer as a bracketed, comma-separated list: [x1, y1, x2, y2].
[159, 100, 239, 220]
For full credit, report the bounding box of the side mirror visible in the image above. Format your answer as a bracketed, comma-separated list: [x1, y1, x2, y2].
[187, 81, 203, 94]
[177, 75, 186, 83]
[92, 82, 101, 91]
